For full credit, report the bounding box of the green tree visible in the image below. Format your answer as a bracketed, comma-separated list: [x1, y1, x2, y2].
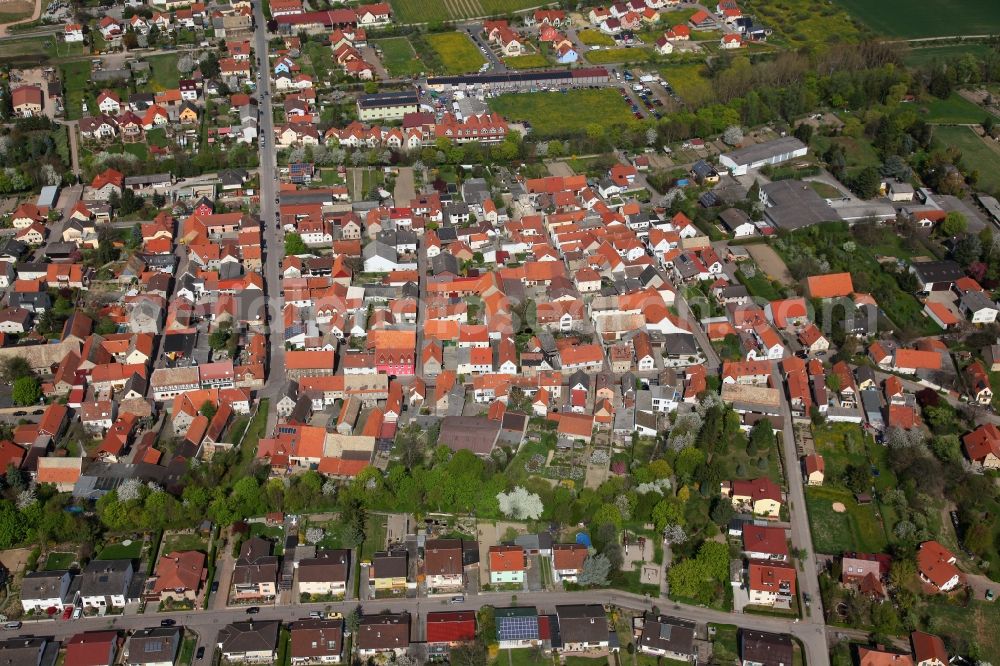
[12, 376, 40, 406]
[674, 447, 706, 484]
[284, 232, 308, 256]
[0, 356, 33, 383]
[941, 211, 968, 237]
[0, 500, 26, 548]
[591, 503, 623, 531]
[850, 166, 881, 200]
[652, 497, 684, 531]
[199, 401, 218, 420]
[964, 522, 991, 557]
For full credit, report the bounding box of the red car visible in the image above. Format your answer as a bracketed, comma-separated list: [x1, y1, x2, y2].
[61, 606, 74, 620]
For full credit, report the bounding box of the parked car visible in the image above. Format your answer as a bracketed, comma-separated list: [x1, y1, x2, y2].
[160, 619, 176, 627]
[196, 647, 206, 659]
[246, 607, 260, 615]
[4, 622, 21, 630]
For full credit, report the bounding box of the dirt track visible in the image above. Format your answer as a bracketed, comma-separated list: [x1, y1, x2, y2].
[746, 243, 794, 286]
[0, 0, 42, 37]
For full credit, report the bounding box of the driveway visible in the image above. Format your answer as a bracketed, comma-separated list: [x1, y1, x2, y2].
[393, 167, 416, 204]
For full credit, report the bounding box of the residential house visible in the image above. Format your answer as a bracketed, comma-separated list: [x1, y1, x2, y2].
[357, 613, 410, 659]
[635, 614, 696, 661]
[488, 545, 526, 586]
[917, 541, 961, 593]
[80, 559, 134, 609]
[289, 618, 344, 665]
[218, 621, 279, 664]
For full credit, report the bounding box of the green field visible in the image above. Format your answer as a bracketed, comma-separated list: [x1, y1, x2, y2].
[147, 53, 181, 90]
[374, 37, 424, 77]
[743, 0, 860, 46]
[586, 47, 653, 65]
[815, 135, 880, 177]
[904, 43, 995, 67]
[919, 93, 999, 125]
[834, 0, 1000, 37]
[488, 88, 638, 137]
[425, 32, 485, 74]
[805, 486, 888, 555]
[61, 60, 93, 120]
[577, 29, 615, 47]
[934, 126, 1000, 195]
[0, 35, 84, 63]
[504, 53, 549, 69]
[659, 63, 715, 106]
[389, 0, 546, 23]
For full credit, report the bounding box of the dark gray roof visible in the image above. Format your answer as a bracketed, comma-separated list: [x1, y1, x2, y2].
[761, 180, 838, 229]
[722, 136, 806, 168]
[638, 615, 696, 658]
[126, 627, 181, 665]
[910, 260, 963, 285]
[219, 621, 279, 654]
[556, 604, 608, 644]
[357, 90, 418, 108]
[740, 629, 793, 666]
[80, 559, 133, 597]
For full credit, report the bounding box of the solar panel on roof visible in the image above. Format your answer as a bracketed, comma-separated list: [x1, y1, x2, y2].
[498, 616, 538, 641]
[145, 640, 163, 652]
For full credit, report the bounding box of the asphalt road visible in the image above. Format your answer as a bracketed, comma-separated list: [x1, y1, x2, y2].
[772, 360, 826, 634]
[251, 0, 287, 435]
[7, 588, 830, 664]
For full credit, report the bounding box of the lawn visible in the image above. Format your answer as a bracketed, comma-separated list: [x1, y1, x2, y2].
[810, 134, 881, 177]
[904, 43, 995, 68]
[488, 88, 638, 137]
[919, 597, 1000, 659]
[161, 531, 210, 554]
[304, 41, 335, 82]
[374, 37, 424, 77]
[934, 126, 1000, 195]
[709, 624, 739, 665]
[504, 54, 549, 69]
[0, 35, 82, 63]
[44, 552, 77, 571]
[425, 32, 485, 75]
[805, 486, 888, 555]
[808, 181, 845, 199]
[98, 539, 144, 560]
[577, 29, 615, 47]
[493, 649, 555, 666]
[178, 636, 196, 665]
[737, 269, 784, 301]
[146, 53, 181, 91]
[833, 0, 1000, 37]
[360, 514, 388, 561]
[61, 60, 92, 120]
[919, 93, 999, 125]
[564, 658, 608, 666]
[659, 63, 715, 106]
[586, 47, 654, 65]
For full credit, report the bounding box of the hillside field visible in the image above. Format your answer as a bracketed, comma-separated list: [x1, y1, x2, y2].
[833, 0, 1000, 37]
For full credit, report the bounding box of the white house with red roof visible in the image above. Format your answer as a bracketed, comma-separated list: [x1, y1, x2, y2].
[64, 23, 84, 42]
